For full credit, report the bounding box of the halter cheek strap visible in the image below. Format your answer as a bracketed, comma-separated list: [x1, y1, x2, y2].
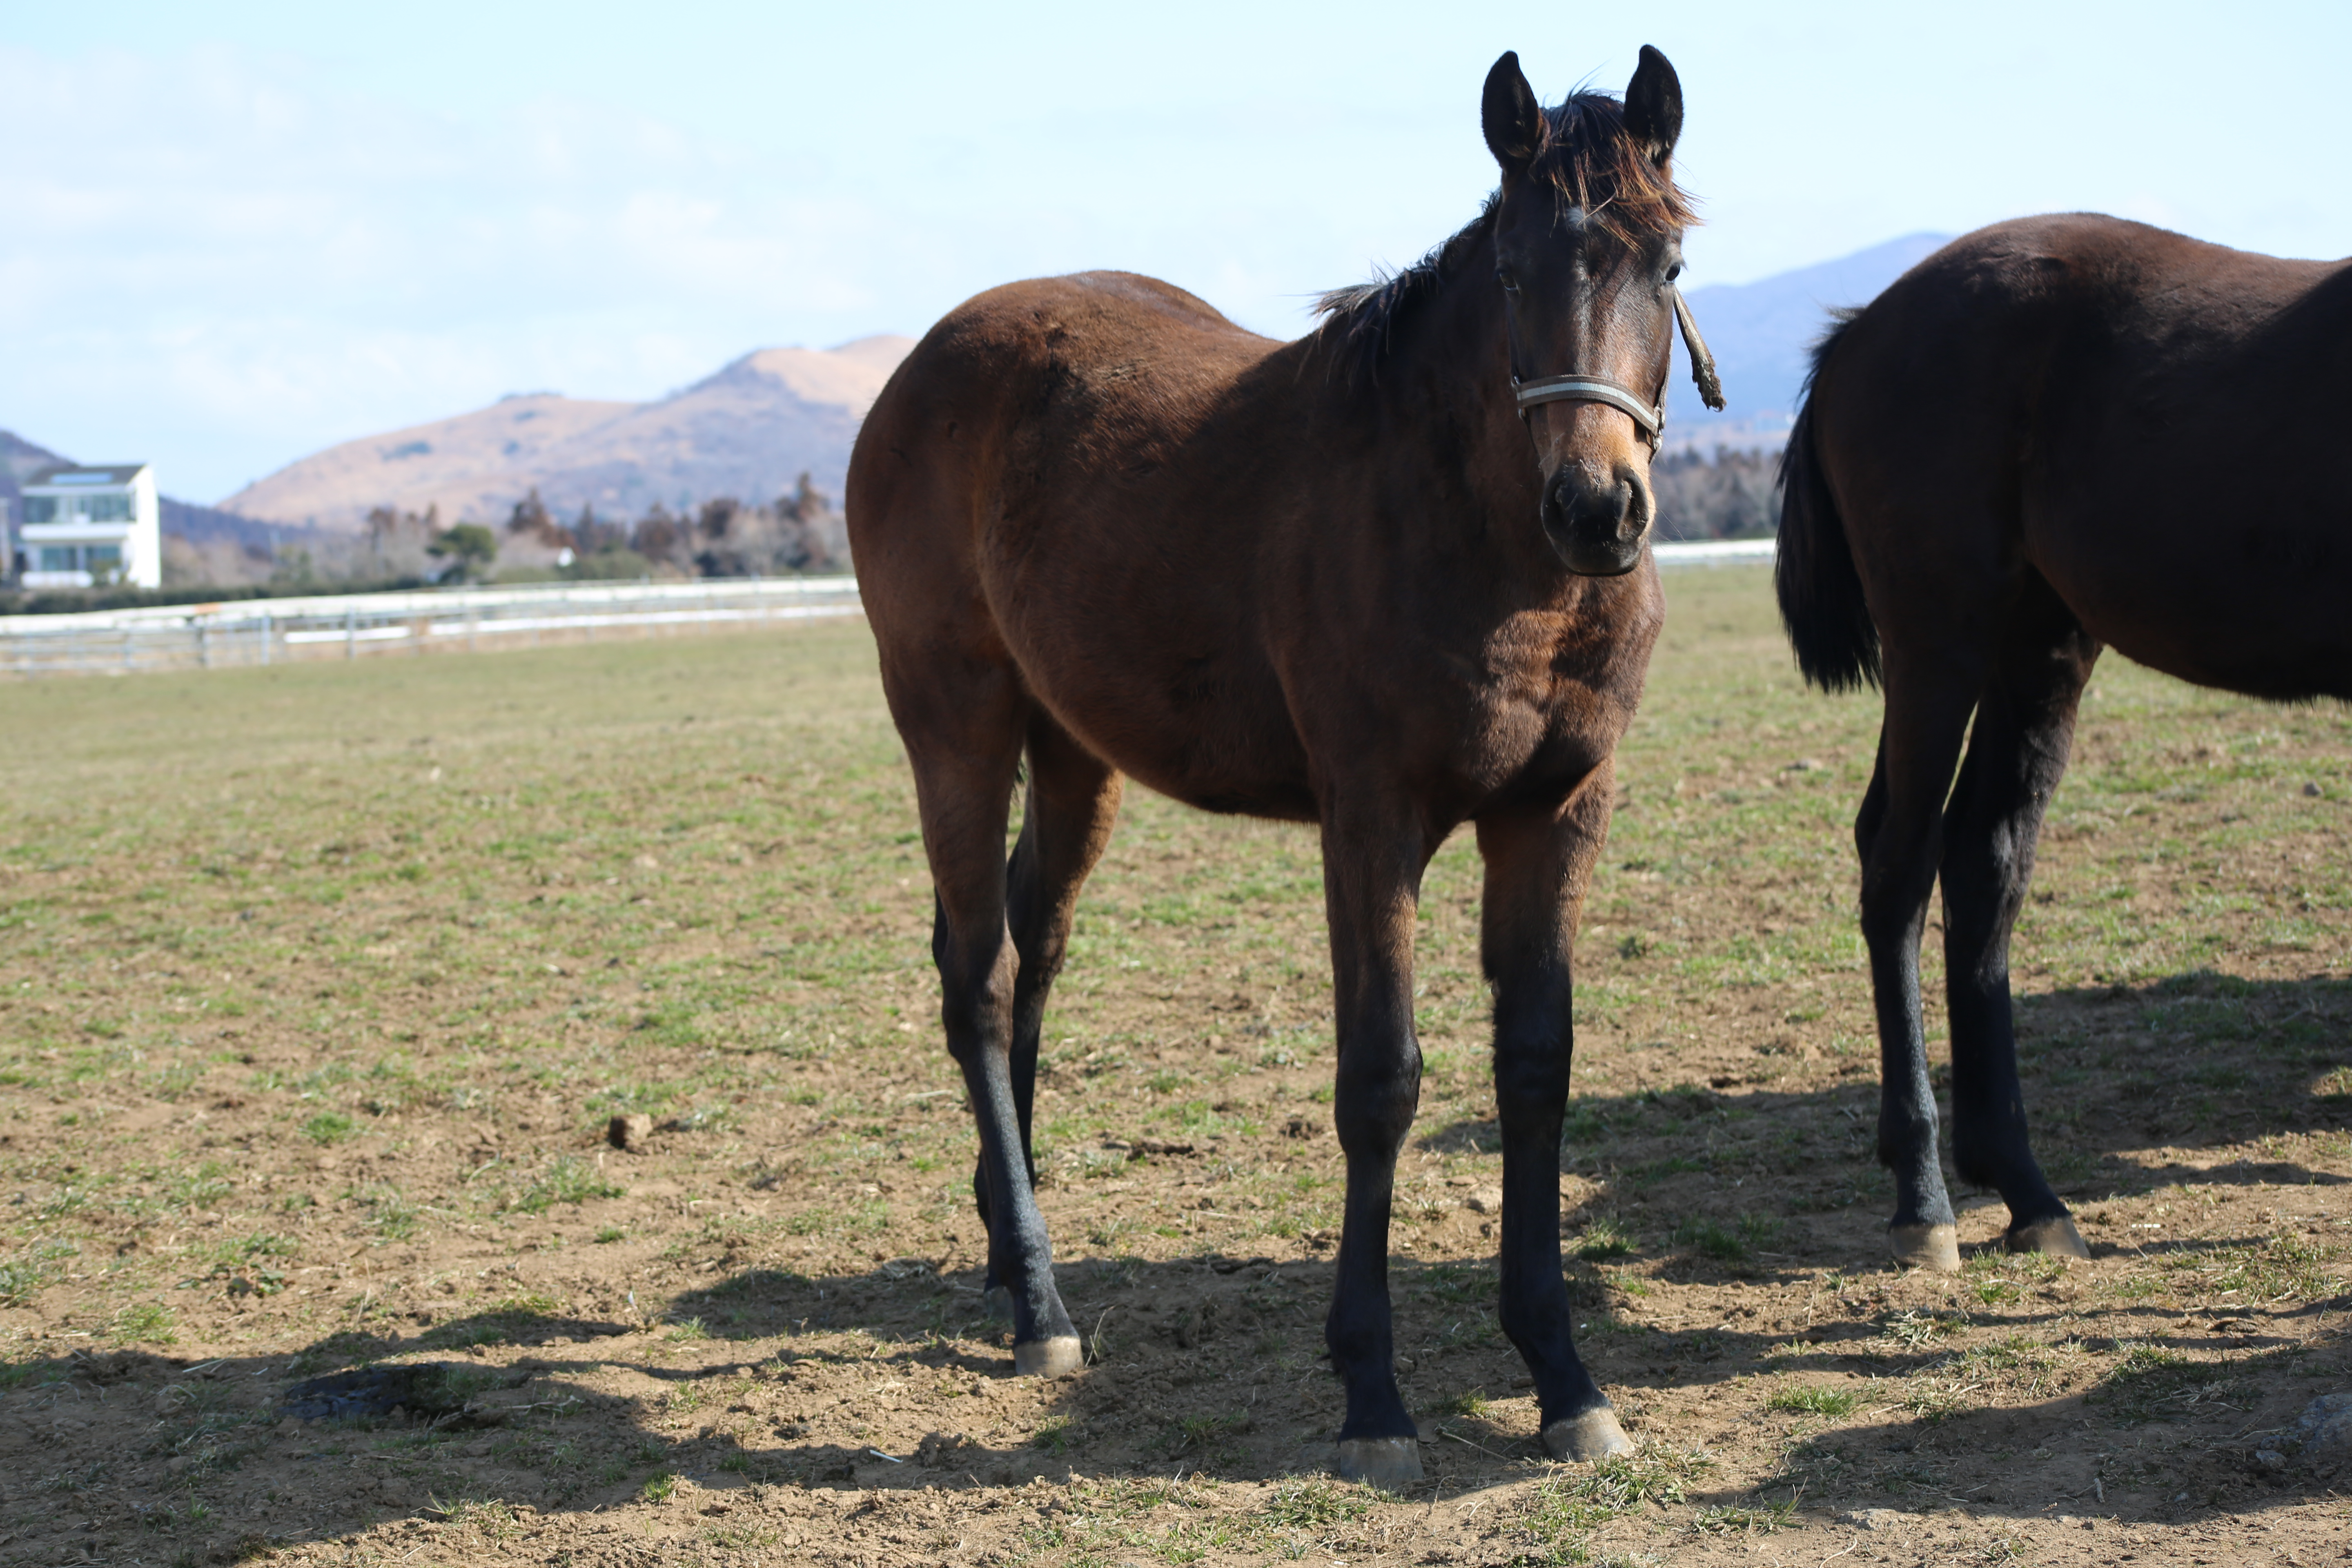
[1509, 283, 1726, 449]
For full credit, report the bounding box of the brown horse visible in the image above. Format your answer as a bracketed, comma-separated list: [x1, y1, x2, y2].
[1777, 215, 2352, 1270]
[847, 48, 1724, 1483]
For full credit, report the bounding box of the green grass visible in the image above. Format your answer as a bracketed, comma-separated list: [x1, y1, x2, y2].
[1517, 1444, 1714, 1562]
[301, 1110, 357, 1145]
[1573, 1216, 1636, 1260]
[1765, 1384, 1859, 1417]
[111, 1300, 177, 1344]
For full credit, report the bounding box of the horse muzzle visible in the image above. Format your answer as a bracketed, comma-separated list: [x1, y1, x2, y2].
[1541, 463, 1653, 577]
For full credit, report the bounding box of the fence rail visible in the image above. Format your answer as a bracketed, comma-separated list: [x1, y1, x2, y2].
[0, 541, 1776, 681]
[0, 577, 863, 679]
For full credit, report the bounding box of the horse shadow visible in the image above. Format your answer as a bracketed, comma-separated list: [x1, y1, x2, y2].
[1417, 970, 2350, 1250]
[6, 970, 2339, 1559]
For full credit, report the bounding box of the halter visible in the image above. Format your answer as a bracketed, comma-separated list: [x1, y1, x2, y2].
[1511, 284, 1725, 449]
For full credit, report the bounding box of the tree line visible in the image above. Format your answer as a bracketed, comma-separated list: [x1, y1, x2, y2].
[1650, 446, 1780, 541]
[151, 448, 1780, 594]
[160, 474, 851, 590]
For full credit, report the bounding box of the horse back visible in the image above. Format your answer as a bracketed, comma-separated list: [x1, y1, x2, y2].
[848, 273, 1325, 814]
[1809, 214, 2352, 698]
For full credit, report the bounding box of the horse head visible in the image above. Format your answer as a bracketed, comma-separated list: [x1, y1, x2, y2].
[1483, 47, 1715, 576]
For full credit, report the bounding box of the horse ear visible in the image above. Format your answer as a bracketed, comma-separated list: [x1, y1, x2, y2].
[1481, 51, 1542, 177]
[1623, 45, 1683, 165]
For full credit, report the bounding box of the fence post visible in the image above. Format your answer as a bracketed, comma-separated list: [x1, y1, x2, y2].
[261, 611, 272, 666]
[198, 621, 211, 670]
[345, 603, 357, 660]
[122, 630, 134, 672]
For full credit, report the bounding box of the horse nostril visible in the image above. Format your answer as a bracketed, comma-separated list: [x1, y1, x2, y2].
[1617, 473, 1654, 541]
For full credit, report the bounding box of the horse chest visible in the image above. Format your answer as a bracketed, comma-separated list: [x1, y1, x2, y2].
[1376, 644, 1626, 805]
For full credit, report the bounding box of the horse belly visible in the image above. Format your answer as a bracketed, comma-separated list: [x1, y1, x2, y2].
[2028, 499, 2352, 701]
[982, 542, 1319, 820]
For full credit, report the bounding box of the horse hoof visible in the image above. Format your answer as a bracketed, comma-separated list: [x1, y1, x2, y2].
[982, 1286, 1013, 1320]
[1889, 1223, 1960, 1272]
[2006, 1215, 2089, 1259]
[1542, 1407, 1634, 1463]
[1013, 1336, 1084, 1378]
[1335, 1437, 1423, 1490]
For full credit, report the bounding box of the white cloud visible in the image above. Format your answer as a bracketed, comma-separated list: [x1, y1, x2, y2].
[0, 47, 968, 497]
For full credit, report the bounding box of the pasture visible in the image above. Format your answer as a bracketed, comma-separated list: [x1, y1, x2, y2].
[0, 564, 2344, 1567]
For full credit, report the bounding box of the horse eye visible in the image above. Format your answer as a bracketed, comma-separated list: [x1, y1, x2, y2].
[1496, 269, 1521, 293]
[1664, 262, 1684, 283]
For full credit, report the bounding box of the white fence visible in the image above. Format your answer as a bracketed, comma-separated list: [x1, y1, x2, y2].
[0, 541, 1775, 682]
[0, 577, 863, 679]
[1651, 538, 1776, 568]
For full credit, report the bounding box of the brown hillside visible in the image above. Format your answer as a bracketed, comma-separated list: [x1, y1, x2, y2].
[220, 335, 914, 531]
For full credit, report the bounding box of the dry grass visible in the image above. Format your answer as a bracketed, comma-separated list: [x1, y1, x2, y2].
[0, 568, 2345, 1568]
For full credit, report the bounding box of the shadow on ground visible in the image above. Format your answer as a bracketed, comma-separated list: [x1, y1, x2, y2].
[2, 973, 2343, 1564]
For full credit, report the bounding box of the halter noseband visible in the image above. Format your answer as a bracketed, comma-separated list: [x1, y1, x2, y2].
[1511, 284, 1726, 449]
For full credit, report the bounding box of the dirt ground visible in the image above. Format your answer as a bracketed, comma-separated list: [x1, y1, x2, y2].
[0, 566, 2345, 1567]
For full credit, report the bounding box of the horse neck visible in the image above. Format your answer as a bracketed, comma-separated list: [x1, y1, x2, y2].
[1334, 268, 1562, 586]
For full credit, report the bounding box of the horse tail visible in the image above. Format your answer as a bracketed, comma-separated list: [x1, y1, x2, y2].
[1774, 312, 1880, 693]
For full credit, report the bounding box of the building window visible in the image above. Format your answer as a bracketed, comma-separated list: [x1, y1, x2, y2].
[82, 494, 133, 522]
[22, 497, 56, 523]
[86, 545, 123, 571]
[38, 546, 79, 572]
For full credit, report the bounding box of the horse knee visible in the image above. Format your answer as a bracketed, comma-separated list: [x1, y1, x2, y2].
[1332, 1057, 1419, 1154]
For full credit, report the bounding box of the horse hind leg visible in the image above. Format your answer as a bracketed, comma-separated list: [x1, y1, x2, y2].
[897, 664, 1083, 1376]
[974, 714, 1122, 1319]
[1940, 592, 2100, 1258]
[1857, 655, 1983, 1272]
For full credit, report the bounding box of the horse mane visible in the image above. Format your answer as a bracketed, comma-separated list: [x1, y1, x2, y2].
[1310, 92, 1698, 381]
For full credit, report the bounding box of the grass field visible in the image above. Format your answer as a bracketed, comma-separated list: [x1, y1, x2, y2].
[0, 565, 2345, 1567]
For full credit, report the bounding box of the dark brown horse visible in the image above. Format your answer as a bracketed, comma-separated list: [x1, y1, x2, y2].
[847, 48, 1724, 1483]
[1777, 215, 2352, 1270]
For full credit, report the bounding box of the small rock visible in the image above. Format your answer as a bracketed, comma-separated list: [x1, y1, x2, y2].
[608, 1114, 655, 1152]
[1283, 1116, 1323, 1140]
[2298, 1392, 2352, 1453]
[1463, 1188, 1503, 1215]
[917, 1430, 977, 1467]
[2303, 782, 2323, 797]
[2254, 1448, 2289, 1472]
[1129, 1138, 1195, 1157]
[1840, 1508, 1902, 1531]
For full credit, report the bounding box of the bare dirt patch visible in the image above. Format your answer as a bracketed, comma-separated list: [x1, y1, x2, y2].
[0, 569, 2345, 1566]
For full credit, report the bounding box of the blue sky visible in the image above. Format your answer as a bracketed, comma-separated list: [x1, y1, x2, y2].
[6, 0, 2348, 502]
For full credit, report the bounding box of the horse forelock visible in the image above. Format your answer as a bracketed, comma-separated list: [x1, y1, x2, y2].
[1529, 94, 1697, 244]
[1310, 93, 1696, 383]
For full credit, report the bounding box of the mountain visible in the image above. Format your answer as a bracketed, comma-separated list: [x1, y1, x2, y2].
[186, 234, 1949, 530]
[218, 335, 918, 532]
[1665, 233, 1952, 448]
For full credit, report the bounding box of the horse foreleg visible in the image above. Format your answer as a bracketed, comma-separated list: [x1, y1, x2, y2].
[1477, 776, 1631, 1462]
[1319, 799, 1432, 1488]
[1940, 607, 2098, 1258]
[1858, 662, 1981, 1271]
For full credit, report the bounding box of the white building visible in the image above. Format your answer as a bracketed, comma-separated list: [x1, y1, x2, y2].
[18, 463, 162, 589]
